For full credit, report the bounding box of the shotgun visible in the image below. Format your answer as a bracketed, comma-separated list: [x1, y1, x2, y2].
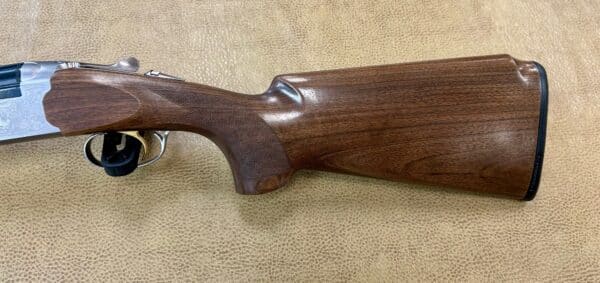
[0, 55, 547, 200]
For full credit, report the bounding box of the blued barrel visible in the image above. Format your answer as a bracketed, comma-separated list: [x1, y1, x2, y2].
[0, 63, 23, 99]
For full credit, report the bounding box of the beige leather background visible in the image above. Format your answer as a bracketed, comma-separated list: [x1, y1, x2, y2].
[0, 1, 599, 281]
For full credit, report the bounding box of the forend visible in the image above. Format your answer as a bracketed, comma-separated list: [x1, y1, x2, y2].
[39, 54, 548, 199]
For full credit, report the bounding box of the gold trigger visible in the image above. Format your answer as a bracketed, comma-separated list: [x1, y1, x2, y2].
[118, 131, 149, 158]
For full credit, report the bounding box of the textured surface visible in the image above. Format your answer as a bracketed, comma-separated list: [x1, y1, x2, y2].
[0, 0, 598, 281]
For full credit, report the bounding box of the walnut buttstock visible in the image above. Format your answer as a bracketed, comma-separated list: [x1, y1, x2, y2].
[43, 54, 547, 199]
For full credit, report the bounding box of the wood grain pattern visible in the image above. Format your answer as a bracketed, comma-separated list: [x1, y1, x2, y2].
[43, 54, 545, 198]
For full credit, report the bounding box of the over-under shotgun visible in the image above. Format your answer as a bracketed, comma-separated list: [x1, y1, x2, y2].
[0, 55, 547, 200]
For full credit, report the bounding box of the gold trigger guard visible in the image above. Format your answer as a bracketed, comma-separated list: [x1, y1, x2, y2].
[83, 131, 170, 169]
[118, 131, 149, 157]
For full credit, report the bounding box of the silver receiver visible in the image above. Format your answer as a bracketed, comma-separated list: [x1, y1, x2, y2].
[0, 57, 180, 172]
[0, 57, 142, 144]
[60, 57, 140, 73]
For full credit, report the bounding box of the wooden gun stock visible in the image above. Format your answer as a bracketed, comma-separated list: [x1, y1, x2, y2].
[43, 54, 547, 199]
